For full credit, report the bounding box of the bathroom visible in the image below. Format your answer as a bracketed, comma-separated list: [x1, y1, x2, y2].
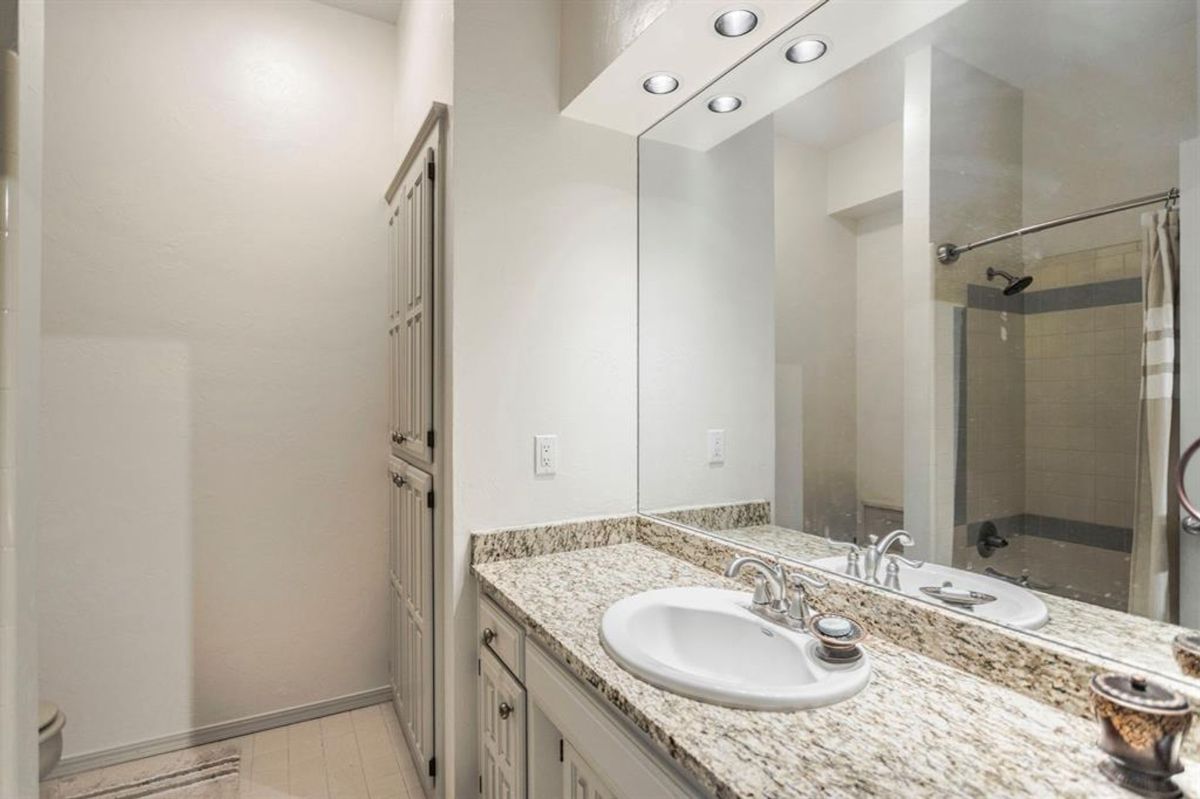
[3, 0, 1200, 797]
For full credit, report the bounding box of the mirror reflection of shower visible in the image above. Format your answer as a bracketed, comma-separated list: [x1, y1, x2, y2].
[985, 267, 1034, 296]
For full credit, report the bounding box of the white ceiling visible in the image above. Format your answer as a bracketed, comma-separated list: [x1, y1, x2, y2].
[771, 44, 905, 150]
[313, 0, 402, 24]
[773, 0, 1196, 151]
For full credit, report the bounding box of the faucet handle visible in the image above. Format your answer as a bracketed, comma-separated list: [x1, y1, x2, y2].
[784, 570, 827, 626]
[750, 575, 772, 606]
[788, 570, 828, 591]
[824, 538, 863, 577]
[824, 536, 861, 552]
[883, 554, 924, 591]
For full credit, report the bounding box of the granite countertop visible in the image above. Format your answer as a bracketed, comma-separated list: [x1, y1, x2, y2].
[713, 524, 1194, 688]
[474, 542, 1200, 799]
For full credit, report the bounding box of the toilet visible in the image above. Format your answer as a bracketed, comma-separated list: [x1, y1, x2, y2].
[38, 702, 65, 779]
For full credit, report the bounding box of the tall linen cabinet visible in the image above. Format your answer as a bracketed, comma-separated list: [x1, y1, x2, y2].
[386, 105, 446, 796]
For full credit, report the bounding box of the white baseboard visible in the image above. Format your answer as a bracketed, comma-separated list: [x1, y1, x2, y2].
[50, 685, 393, 779]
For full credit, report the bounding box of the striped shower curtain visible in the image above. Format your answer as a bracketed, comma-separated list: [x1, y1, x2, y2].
[1129, 208, 1181, 622]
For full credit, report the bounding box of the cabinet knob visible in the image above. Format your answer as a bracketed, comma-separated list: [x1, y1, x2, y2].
[391, 473, 406, 487]
[392, 431, 406, 444]
[498, 702, 513, 720]
[481, 627, 496, 646]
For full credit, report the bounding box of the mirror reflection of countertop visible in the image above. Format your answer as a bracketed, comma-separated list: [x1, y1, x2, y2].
[702, 522, 1192, 686]
[473, 541, 1200, 798]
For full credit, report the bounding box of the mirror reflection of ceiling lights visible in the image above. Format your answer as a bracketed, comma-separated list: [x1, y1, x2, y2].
[707, 95, 743, 114]
[642, 73, 680, 95]
[641, 11, 828, 104]
[784, 37, 828, 64]
[714, 8, 759, 38]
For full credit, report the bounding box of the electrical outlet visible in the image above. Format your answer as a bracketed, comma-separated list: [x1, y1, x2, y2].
[707, 429, 725, 464]
[535, 434, 558, 476]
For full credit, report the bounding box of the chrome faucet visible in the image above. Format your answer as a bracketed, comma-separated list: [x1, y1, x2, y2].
[724, 555, 827, 629]
[724, 555, 786, 612]
[863, 529, 921, 585]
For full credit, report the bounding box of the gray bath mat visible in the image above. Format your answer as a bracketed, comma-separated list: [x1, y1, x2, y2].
[40, 743, 239, 799]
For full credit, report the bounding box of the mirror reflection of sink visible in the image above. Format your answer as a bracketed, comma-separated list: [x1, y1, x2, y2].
[809, 556, 1050, 631]
[599, 587, 871, 710]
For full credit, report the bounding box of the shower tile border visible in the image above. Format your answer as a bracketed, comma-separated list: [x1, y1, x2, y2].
[966, 277, 1141, 314]
[966, 513, 1133, 553]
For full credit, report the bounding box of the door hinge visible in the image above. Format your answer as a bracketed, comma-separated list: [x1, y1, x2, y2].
[559, 738, 564, 763]
[428, 757, 436, 778]
[477, 658, 481, 676]
[426, 429, 435, 449]
[427, 160, 436, 181]
[479, 775, 483, 793]
[427, 490, 435, 509]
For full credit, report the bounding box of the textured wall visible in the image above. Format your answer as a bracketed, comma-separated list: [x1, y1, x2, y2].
[39, 0, 395, 758]
[449, 0, 639, 794]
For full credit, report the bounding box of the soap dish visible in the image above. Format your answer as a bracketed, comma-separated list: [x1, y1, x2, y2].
[808, 613, 866, 664]
[918, 581, 997, 607]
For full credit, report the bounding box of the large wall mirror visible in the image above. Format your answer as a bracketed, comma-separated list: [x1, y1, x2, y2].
[638, 0, 1200, 686]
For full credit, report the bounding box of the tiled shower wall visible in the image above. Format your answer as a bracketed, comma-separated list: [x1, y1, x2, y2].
[964, 309, 1025, 523]
[958, 240, 1143, 609]
[1023, 242, 1142, 534]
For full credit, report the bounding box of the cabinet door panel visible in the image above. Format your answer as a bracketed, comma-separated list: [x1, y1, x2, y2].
[480, 649, 525, 799]
[388, 458, 435, 788]
[394, 150, 434, 463]
[563, 741, 619, 799]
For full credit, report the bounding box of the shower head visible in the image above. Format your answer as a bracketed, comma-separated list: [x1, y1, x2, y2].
[986, 267, 1034, 296]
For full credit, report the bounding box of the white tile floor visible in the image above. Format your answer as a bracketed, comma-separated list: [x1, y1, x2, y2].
[236, 703, 424, 799]
[45, 702, 425, 799]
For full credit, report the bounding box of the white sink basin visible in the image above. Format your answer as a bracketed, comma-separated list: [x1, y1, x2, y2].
[809, 556, 1049, 631]
[599, 587, 871, 710]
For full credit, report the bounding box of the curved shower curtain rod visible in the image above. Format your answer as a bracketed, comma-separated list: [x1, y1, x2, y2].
[936, 188, 1180, 265]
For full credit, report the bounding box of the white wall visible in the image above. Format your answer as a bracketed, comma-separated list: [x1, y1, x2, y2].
[774, 135, 858, 536]
[827, 121, 902, 217]
[638, 119, 776, 513]
[393, 0, 452, 153]
[1017, 8, 1195, 259]
[39, 0, 395, 758]
[449, 0, 638, 795]
[1, 0, 44, 794]
[855, 209, 904, 510]
[559, 0, 670, 109]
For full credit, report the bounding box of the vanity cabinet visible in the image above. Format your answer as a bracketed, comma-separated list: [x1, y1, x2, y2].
[480, 647, 526, 799]
[476, 595, 703, 799]
[561, 742, 618, 799]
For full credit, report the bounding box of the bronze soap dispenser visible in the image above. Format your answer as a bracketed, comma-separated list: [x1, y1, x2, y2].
[1090, 673, 1192, 798]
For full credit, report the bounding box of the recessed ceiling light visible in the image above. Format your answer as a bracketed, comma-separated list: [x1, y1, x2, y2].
[642, 73, 679, 95]
[707, 95, 742, 114]
[714, 9, 758, 37]
[784, 38, 828, 64]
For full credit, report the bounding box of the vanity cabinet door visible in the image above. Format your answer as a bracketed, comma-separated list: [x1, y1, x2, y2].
[562, 741, 618, 799]
[479, 648, 525, 799]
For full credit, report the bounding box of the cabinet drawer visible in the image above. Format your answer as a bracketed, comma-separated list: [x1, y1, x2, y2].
[479, 594, 524, 680]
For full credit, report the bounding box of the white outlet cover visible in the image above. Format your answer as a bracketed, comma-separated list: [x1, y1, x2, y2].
[707, 429, 725, 464]
[535, 434, 558, 476]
